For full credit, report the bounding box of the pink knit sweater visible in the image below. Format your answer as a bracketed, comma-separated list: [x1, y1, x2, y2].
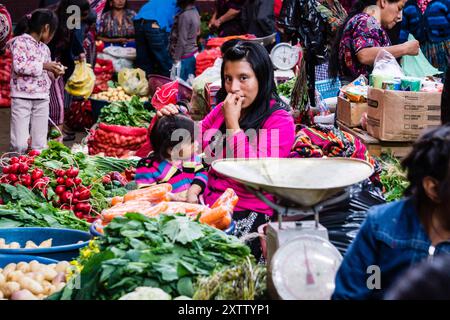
[200, 102, 296, 215]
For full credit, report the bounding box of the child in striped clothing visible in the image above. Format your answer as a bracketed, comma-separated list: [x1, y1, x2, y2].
[135, 114, 208, 204]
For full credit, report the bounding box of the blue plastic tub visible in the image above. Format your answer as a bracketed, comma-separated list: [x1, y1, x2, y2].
[224, 220, 236, 235]
[0, 228, 91, 261]
[0, 254, 58, 268]
[89, 220, 104, 238]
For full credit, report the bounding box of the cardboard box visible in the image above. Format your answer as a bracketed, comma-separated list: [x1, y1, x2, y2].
[337, 97, 368, 127]
[367, 88, 441, 141]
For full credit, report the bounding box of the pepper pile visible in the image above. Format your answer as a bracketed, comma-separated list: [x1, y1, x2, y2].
[0, 50, 12, 108]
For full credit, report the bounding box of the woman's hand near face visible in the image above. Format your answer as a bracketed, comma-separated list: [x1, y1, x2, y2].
[156, 104, 180, 118]
[223, 93, 244, 131]
[403, 40, 420, 56]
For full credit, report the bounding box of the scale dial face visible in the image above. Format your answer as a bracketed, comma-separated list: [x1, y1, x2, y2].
[271, 235, 343, 300]
[270, 43, 300, 71]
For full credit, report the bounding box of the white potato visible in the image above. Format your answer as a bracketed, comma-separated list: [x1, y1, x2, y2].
[10, 289, 39, 300]
[0, 290, 3, 299]
[25, 241, 38, 249]
[55, 261, 70, 273]
[7, 270, 24, 283]
[0, 238, 5, 246]
[39, 238, 53, 248]
[9, 242, 20, 249]
[42, 268, 57, 281]
[18, 277, 44, 295]
[29, 261, 41, 272]
[2, 281, 21, 298]
[3, 263, 17, 276]
[16, 262, 30, 273]
[55, 282, 66, 292]
[0, 273, 5, 286]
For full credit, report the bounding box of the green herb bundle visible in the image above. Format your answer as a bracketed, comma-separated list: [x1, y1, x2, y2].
[98, 96, 154, 127]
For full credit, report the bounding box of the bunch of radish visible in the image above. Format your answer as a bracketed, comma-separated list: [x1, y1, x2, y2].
[53, 167, 95, 222]
[0, 151, 50, 195]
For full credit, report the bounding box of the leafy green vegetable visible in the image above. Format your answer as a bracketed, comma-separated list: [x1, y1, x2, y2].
[98, 96, 154, 127]
[50, 213, 251, 300]
[0, 184, 89, 230]
[379, 152, 409, 202]
[276, 77, 297, 99]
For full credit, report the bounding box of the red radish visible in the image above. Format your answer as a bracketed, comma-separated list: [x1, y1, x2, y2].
[19, 155, 28, 162]
[19, 163, 29, 174]
[42, 177, 50, 183]
[13, 181, 20, 186]
[55, 169, 65, 177]
[2, 167, 9, 174]
[31, 169, 44, 181]
[72, 198, 79, 205]
[74, 177, 82, 185]
[33, 178, 45, 188]
[73, 191, 80, 199]
[76, 202, 91, 213]
[20, 174, 32, 186]
[55, 185, 66, 195]
[10, 157, 19, 164]
[8, 174, 18, 182]
[74, 211, 84, 219]
[61, 191, 73, 203]
[61, 204, 71, 211]
[0, 198, 3, 205]
[65, 178, 75, 188]
[56, 177, 65, 185]
[66, 167, 79, 178]
[102, 176, 111, 184]
[28, 150, 40, 157]
[27, 158, 34, 165]
[9, 163, 20, 173]
[78, 189, 91, 200]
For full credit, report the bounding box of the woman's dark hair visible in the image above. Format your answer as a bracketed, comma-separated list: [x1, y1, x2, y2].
[149, 114, 195, 161]
[14, 9, 58, 37]
[177, 0, 196, 8]
[103, 0, 129, 13]
[385, 254, 450, 300]
[220, 41, 289, 131]
[401, 125, 450, 206]
[328, 0, 401, 79]
[216, 39, 243, 103]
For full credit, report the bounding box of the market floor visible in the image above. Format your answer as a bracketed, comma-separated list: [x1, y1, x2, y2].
[0, 107, 85, 153]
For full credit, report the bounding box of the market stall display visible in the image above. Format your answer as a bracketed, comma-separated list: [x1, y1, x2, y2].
[0, 50, 11, 108]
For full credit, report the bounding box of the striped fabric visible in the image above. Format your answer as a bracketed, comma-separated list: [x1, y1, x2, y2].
[135, 155, 208, 193]
[49, 76, 65, 126]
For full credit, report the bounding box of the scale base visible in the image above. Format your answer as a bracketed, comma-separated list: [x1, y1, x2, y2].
[275, 69, 295, 82]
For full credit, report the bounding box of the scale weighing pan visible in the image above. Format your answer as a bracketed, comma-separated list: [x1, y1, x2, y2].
[212, 158, 374, 207]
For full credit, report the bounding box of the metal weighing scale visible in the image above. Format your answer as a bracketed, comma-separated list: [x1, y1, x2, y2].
[212, 158, 374, 300]
[270, 43, 301, 82]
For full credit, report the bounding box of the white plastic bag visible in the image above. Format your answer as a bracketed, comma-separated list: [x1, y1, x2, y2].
[372, 49, 404, 78]
[98, 46, 136, 73]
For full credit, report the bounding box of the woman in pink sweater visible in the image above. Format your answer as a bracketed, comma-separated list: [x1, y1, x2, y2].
[158, 41, 296, 260]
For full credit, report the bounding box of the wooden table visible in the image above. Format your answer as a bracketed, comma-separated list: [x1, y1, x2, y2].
[337, 121, 413, 158]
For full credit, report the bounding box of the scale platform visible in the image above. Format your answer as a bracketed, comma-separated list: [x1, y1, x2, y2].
[212, 158, 374, 300]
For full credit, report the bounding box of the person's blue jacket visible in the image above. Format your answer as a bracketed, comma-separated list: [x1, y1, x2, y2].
[400, 0, 450, 43]
[332, 198, 450, 300]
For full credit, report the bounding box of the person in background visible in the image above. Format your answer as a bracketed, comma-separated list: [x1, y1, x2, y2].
[135, 114, 207, 204]
[241, 0, 276, 38]
[8, 9, 63, 153]
[332, 124, 450, 300]
[169, 0, 200, 81]
[315, 0, 347, 81]
[400, 0, 450, 79]
[384, 254, 450, 299]
[157, 42, 296, 262]
[442, 62, 450, 124]
[134, 0, 178, 77]
[97, 0, 136, 47]
[329, 0, 420, 83]
[0, 3, 12, 55]
[209, 0, 245, 37]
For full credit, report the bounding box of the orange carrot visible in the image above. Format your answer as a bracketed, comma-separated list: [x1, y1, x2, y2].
[211, 188, 239, 209]
[123, 183, 172, 203]
[111, 196, 124, 206]
[215, 213, 232, 230]
[199, 206, 227, 225]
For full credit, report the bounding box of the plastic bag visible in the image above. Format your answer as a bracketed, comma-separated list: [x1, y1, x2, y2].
[170, 60, 182, 80]
[117, 68, 149, 96]
[151, 80, 179, 110]
[65, 60, 95, 98]
[402, 35, 442, 78]
[372, 49, 404, 78]
[98, 46, 136, 72]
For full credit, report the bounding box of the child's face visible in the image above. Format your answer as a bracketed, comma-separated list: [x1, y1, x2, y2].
[170, 141, 197, 161]
[40, 25, 55, 44]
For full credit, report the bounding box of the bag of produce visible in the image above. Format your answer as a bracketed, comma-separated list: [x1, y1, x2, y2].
[117, 68, 149, 96]
[65, 99, 94, 131]
[0, 49, 12, 107]
[65, 60, 95, 99]
[93, 58, 114, 94]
